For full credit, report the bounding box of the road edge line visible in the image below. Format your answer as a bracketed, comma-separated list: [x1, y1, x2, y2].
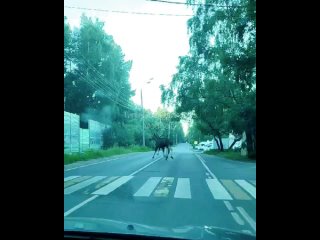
[194, 154, 218, 179]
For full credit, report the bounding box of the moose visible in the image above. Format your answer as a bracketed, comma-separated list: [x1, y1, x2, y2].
[151, 133, 173, 160]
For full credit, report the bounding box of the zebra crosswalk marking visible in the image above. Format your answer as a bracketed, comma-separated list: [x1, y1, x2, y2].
[221, 180, 252, 200]
[235, 180, 256, 199]
[64, 176, 106, 195]
[153, 177, 174, 197]
[64, 176, 91, 188]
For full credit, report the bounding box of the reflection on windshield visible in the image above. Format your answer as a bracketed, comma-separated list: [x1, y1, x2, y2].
[64, 0, 256, 239]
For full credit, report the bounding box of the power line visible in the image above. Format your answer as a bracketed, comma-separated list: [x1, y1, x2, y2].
[64, 5, 193, 17]
[146, 0, 246, 8]
[65, 53, 117, 95]
[84, 73, 135, 110]
[83, 65, 133, 107]
[66, 60, 136, 110]
[76, 53, 128, 97]
[65, 53, 132, 106]
[147, 0, 195, 5]
[65, 43, 132, 100]
[74, 69, 136, 110]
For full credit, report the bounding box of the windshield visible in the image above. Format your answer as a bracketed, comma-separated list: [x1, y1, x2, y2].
[64, 0, 256, 239]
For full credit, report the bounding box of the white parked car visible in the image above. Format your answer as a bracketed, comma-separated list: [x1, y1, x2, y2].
[195, 142, 211, 151]
[206, 142, 214, 150]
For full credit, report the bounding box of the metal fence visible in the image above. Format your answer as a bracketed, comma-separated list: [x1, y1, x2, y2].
[80, 128, 89, 152]
[88, 119, 105, 150]
[64, 111, 105, 154]
[64, 111, 80, 154]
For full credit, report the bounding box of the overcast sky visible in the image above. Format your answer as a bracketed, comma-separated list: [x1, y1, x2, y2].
[64, 0, 193, 133]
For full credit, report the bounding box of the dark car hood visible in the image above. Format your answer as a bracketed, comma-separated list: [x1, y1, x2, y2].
[64, 217, 255, 240]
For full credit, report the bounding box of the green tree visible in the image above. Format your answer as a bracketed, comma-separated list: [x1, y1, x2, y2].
[64, 15, 141, 149]
[161, 0, 256, 156]
[64, 15, 133, 117]
[64, 17, 72, 74]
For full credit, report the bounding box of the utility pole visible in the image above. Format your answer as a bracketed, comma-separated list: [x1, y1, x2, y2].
[141, 89, 145, 146]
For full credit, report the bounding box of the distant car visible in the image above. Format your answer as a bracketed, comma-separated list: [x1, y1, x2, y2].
[195, 142, 210, 151]
[195, 142, 202, 150]
[206, 142, 214, 150]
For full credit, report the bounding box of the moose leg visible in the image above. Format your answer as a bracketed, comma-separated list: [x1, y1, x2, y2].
[152, 146, 158, 158]
[166, 147, 170, 160]
[161, 147, 165, 158]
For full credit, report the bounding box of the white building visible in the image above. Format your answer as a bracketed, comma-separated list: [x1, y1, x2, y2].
[228, 133, 242, 149]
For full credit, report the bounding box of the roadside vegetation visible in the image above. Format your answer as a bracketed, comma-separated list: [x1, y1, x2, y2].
[64, 146, 151, 165]
[204, 149, 256, 161]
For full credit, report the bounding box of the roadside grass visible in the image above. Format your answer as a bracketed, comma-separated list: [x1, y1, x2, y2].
[64, 146, 151, 165]
[204, 149, 256, 162]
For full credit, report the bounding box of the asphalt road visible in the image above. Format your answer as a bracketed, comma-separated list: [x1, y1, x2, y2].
[64, 143, 256, 236]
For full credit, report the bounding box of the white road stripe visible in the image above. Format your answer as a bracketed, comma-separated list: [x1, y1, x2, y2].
[206, 179, 233, 200]
[134, 177, 162, 197]
[235, 180, 256, 199]
[237, 207, 256, 232]
[231, 212, 245, 225]
[64, 176, 105, 195]
[92, 176, 133, 195]
[195, 154, 217, 179]
[223, 201, 234, 211]
[129, 157, 162, 176]
[64, 157, 161, 215]
[64, 176, 79, 182]
[174, 178, 191, 199]
[64, 195, 98, 217]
